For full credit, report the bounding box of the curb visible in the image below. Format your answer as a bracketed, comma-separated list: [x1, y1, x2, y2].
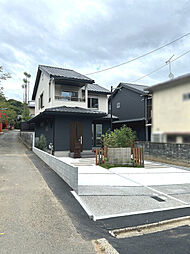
[109, 215, 190, 238]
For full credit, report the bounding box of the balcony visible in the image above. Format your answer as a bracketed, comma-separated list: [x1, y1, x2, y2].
[55, 95, 85, 102]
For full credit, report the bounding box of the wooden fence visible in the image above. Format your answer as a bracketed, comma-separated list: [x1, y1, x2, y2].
[132, 147, 144, 167]
[96, 146, 107, 165]
[95, 146, 144, 167]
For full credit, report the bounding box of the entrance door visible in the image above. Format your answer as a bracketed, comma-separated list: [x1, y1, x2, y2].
[70, 121, 83, 152]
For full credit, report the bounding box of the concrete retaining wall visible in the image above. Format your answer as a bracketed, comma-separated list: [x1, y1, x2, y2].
[20, 131, 35, 149]
[33, 147, 78, 192]
[107, 147, 131, 165]
[135, 141, 190, 166]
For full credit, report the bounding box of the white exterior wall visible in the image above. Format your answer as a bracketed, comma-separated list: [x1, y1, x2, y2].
[35, 70, 108, 115]
[88, 94, 108, 113]
[35, 72, 51, 115]
[151, 81, 190, 141]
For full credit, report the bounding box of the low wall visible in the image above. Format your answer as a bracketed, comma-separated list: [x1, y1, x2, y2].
[135, 141, 190, 166]
[107, 147, 131, 165]
[20, 131, 35, 149]
[33, 147, 78, 192]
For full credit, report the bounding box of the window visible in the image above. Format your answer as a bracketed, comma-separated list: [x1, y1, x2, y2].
[167, 135, 176, 143]
[88, 98, 98, 109]
[96, 124, 102, 146]
[61, 91, 78, 101]
[116, 102, 120, 108]
[40, 93, 44, 108]
[183, 136, 190, 143]
[49, 81, 51, 102]
[183, 93, 190, 101]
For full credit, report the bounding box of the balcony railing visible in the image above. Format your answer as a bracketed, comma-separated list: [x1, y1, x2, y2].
[55, 95, 85, 102]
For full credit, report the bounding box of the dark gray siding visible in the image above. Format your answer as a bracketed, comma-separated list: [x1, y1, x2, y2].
[110, 87, 145, 120]
[55, 117, 70, 151]
[35, 119, 53, 146]
[54, 116, 92, 151]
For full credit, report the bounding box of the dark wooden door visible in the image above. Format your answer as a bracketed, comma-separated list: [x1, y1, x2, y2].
[70, 121, 83, 152]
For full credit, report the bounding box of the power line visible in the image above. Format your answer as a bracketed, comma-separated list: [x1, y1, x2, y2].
[131, 48, 190, 83]
[86, 32, 190, 75]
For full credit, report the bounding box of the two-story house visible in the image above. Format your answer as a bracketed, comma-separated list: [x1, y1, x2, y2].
[146, 74, 190, 143]
[109, 83, 152, 141]
[29, 65, 111, 156]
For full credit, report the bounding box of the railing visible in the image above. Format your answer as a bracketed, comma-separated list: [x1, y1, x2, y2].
[55, 96, 85, 102]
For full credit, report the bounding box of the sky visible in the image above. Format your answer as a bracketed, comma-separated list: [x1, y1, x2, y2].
[0, 0, 190, 101]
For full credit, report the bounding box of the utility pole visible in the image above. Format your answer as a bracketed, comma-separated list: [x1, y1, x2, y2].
[110, 86, 113, 130]
[166, 55, 174, 79]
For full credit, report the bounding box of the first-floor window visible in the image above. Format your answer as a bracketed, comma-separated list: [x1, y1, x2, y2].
[96, 124, 102, 146]
[88, 98, 98, 109]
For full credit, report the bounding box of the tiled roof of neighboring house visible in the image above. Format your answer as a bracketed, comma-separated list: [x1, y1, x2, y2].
[120, 83, 148, 93]
[108, 82, 148, 101]
[28, 101, 35, 108]
[82, 83, 111, 94]
[145, 73, 190, 92]
[39, 65, 94, 83]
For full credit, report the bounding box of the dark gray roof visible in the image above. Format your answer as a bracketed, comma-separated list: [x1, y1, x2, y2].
[120, 83, 148, 93]
[32, 65, 94, 100]
[113, 117, 146, 124]
[82, 83, 110, 94]
[45, 106, 106, 116]
[39, 65, 94, 83]
[145, 73, 190, 92]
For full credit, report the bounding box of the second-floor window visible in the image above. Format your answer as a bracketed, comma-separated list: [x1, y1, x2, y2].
[40, 93, 44, 109]
[88, 98, 98, 109]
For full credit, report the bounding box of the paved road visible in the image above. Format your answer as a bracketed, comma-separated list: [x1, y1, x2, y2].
[1, 131, 190, 254]
[0, 131, 95, 254]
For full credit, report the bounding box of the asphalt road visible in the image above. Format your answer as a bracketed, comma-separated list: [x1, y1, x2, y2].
[0, 131, 96, 254]
[1, 130, 190, 254]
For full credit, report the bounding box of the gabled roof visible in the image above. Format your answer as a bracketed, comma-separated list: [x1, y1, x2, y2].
[39, 65, 94, 82]
[145, 73, 190, 92]
[82, 83, 111, 95]
[32, 65, 94, 100]
[119, 83, 148, 94]
[109, 82, 148, 101]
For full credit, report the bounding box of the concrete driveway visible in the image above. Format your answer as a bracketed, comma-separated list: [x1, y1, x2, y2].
[61, 157, 190, 221]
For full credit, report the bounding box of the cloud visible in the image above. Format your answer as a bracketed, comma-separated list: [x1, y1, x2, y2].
[0, 0, 190, 100]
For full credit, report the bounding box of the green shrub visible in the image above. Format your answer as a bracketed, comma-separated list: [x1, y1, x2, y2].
[36, 134, 47, 151]
[102, 125, 136, 148]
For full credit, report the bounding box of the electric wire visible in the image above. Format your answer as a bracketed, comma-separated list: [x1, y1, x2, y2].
[131, 48, 190, 82]
[86, 32, 190, 75]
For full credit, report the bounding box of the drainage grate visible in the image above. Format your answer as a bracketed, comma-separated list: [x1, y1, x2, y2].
[151, 195, 167, 202]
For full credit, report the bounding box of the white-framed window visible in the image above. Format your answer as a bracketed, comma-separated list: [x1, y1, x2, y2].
[116, 102, 120, 108]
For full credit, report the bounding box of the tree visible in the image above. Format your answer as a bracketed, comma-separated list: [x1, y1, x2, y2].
[0, 66, 11, 81]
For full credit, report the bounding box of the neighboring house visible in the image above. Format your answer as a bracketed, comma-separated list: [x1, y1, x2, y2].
[28, 100, 35, 117]
[29, 65, 111, 156]
[109, 83, 152, 141]
[146, 74, 190, 144]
